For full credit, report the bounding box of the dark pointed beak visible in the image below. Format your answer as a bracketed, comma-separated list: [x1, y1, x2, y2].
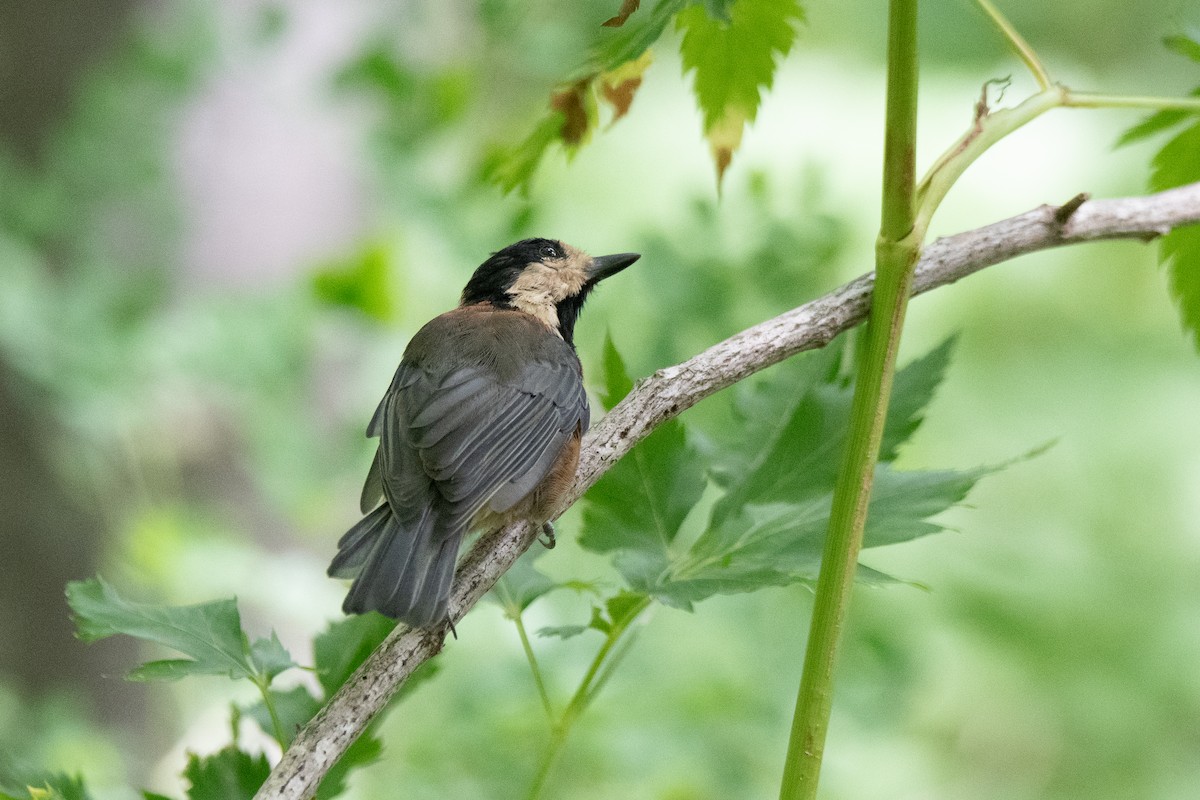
[586, 252, 640, 284]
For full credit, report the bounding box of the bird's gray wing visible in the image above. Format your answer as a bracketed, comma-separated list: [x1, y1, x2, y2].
[359, 365, 421, 513]
[367, 355, 587, 538]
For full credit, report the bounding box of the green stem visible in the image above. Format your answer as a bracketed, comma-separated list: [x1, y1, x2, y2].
[914, 85, 1200, 237]
[1062, 90, 1200, 112]
[773, 5, 1200, 796]
[525, 722, 570, 800]
[974, 0, 1051, 89]
[878, 2, 920, 244]
[514, 614, 556, 721]
[525, 595, 651, 800]
[778, 0, 921, 797]
[914, 87, 1061, 234]
[571, 596, 651, 705]
[255, 679, 288, 747]
[582, 619, 642, 705]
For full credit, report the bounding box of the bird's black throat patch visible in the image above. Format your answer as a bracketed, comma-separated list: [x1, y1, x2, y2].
[554, 292, 590, 347]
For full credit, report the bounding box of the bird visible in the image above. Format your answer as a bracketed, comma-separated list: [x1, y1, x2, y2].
[329, 238, 640, 627]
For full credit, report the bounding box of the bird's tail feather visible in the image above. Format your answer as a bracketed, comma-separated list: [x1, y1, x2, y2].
[328, 504, 459, 628]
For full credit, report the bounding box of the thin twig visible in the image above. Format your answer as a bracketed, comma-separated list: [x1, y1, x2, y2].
[974, 0, 1052, 89]
[1053, 192, 1090, 226]
[254, 181, 1200, 800]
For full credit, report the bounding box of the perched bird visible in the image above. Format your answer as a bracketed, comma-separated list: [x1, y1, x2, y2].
[329, 239, 640, 627]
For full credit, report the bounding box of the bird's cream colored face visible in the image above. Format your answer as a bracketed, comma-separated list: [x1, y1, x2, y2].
[505, 242, 591, 333]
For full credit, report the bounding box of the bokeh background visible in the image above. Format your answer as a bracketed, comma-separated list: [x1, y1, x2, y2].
[2, 1, 1199, 798]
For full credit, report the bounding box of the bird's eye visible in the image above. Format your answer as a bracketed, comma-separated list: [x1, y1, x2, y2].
[539, 244, 559, 259]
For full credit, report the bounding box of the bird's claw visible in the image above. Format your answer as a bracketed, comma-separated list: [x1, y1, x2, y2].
[539, 521, 557, 549]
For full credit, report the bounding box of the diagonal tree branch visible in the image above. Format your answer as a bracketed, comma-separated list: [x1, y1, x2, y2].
[255, 181, 1200, 800]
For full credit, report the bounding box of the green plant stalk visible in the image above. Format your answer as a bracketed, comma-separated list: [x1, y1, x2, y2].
[974, 0, 1050, 89]
[1063, 91, 1200, 111]
[915, 87, 1061, 233]
[525, 716, 571, 800]
[254, 677, 288, 747]
[914, 86, 1200, 236]
[772, 5, 1200, 796]
[525, 594, 651, 800]
[514, 614, 556, 721]
[777, 0, 920, 797]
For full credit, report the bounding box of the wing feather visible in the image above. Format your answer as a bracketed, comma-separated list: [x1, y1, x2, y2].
[384, 362, 584, 535]
[413, 390, 529, 476]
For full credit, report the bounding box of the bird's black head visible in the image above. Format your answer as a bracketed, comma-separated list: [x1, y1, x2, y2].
[460, 238, 639, 345]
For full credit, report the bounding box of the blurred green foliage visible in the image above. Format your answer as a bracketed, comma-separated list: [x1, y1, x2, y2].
[0, 770, 92, 800]
[311, 243, 396, 323]
[62, 578, 424, 799]
[1132, 33, 1200, 351]
[578, 337, 988, 609]
[180, 748, 269, 800]
[68, 578, 296, 684]
[1, 1, 1199, 800]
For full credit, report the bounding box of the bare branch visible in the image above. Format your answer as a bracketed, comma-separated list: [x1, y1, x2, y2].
[254, 181, 1200, 800]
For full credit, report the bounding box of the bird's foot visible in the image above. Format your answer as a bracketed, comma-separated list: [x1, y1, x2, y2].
[539, 521, 557, 549]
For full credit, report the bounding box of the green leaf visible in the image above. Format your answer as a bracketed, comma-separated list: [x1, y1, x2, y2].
[579, 341, 707, 559]
[706, 344, 843, 491]
[711, 337, 954, 520]
[183, 747, 269, 800]
[484, 0, 688, 194]
[604, 590, 648, 626]
[703, 0, 736, 22]
[0, 775, 92, 800]
[862, 464, 992, 547]
[126, 659, 216, 681]
[248, 632, 298, 682]
[312, 613, 396, 698]
[490, 549, 559, 617]
[538, 623, 592, 639]
[677, 502, 826, 604]
[482, 111, 567, 196]
[593, 0, 688, 71]
[1125, 31, 1200, 350]
[587, 338, 1002, 608]
[537, 591, 648, 638]
[1161, 222, 1200, 351]
[311, 242, 394, 323]
[142, 793, 175, 800]
[880, 335, 956, 460]
[708, 346, 848, 523]
[677, 0, 803, 182]
[599, 333, 636, 410]
[653, 463, 989, 607]
[1118, 33, 1200, 147]
[1165, 32, 1200, 63]
[484, 78, 601, 196]
[334, 45, 413, 100]
[67, 577, 257, 683]
[1150, 118, 1200, 350]
[539, 605, 610, 639]
[1116, 104, 1194, 146]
